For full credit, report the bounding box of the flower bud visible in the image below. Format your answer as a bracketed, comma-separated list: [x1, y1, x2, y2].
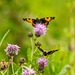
[37, 42, 41, 46]
[28, 32, 33, 37]
[19, 58, 25, 64]
[34, 38, 37, 41]
[35, 32, 41, 37]
[0, 60, 8, 71]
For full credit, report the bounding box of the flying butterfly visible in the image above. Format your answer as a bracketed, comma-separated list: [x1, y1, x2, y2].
[35, 44, 58, 56]
[23, 17, 55, 27]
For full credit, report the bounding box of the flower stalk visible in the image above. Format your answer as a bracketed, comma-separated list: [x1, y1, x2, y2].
[30, 38, 34, 61]
[11, 56, 14, 74]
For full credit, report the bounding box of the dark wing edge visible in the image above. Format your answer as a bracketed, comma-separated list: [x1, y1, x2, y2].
[35, 44, 44, 52]
[40, 17, 55, 26]
[23, 18, 36, 27]
[40, 17, 55, 21]
[23, 18, 35, 23]
[47, 49, 58, 55]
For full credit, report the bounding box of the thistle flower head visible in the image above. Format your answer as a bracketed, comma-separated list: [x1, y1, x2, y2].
[5, 44, 20, 56]
[37, 57, 48, 71]
[34, 23, 48, 37]
[37, 57, 48, 67]
[22, 67, 36, 75]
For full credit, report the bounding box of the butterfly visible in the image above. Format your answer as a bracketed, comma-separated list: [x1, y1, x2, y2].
[23, 17, 55, 27]
[35, 44, 58, 56]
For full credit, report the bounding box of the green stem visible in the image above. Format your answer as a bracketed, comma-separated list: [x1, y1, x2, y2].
[7, 59, 11, 75]
[0, 29, 10, 47]
[30, 38, 34, 61]
[4, 70, 7, 75]
[14, 67, 21, 75]
[11, 56, 14, 75]
[40, 73, 43, 75]
[69, 1, 75, 51]
[33, 47, 37, 54]
[0, 71, 4, 75]
[22, 64, 23, 73]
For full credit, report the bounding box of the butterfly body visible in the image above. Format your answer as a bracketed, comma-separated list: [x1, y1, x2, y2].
[43, 50, 48, 56]
[23, 17, 55, 27]
[35, 44, 58, 56]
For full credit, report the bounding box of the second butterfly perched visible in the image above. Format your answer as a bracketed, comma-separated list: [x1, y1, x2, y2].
[23, 17, 55, 27]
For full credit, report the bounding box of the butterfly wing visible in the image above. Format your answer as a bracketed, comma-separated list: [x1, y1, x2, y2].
[40, 17, 55, 27]
[23, 18, 36, 27]
[35, 44, 44, 52]
[47, 49, 58, 55]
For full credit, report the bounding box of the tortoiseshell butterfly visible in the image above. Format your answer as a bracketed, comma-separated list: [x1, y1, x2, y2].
[23, 17, 55, 27]
[35, 44, 58, 56]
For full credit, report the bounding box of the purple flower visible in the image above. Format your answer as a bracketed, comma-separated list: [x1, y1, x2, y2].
[5, 44, 20, 56]
[37, 57, 48, 71]
[22, 67, 36, 75]
[34, 23, 48, 37]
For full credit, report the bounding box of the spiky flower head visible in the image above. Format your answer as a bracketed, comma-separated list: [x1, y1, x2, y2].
[5, 44, 20, 57]
[22, 67, 36, 75]
[37, 57, 48, 71]
[34, 23, 48, 37]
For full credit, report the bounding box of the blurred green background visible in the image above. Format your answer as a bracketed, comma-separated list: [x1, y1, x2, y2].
[0, 0, 75, 75]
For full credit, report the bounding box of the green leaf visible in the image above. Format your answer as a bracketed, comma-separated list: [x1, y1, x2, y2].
[13, 62, 19, 72]
[48, 61, 54, 74]
[59, 65, 71, 75]
[0, 29, 10, 47]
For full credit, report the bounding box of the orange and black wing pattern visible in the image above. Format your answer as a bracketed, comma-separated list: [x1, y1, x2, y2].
[23, 18, 36, 27]
[35, 44, 44, 52]
[23, 17, 55, 27]
[47, 49, 58, 55]
[40, 17, 55, 27]
[35, 44, 58, 56]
